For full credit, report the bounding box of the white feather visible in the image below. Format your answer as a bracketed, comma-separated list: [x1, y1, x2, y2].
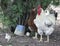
[5, 33, 11, 42]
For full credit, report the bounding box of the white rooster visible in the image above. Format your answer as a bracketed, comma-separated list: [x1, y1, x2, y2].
[34, 5, 55, 42]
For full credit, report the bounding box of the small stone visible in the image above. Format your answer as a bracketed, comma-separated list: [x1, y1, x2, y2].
[7, 45, 12, 46]
[54, 40, 56, 42]
[25, 45, 29, 46]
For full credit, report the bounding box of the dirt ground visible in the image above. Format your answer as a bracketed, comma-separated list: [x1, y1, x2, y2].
[0, 24, 60, 46]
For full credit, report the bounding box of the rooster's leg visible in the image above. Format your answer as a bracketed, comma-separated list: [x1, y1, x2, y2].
[39, 35, 43, 42]
[32, 32, 38, 39]
[44, 35, 49, 42]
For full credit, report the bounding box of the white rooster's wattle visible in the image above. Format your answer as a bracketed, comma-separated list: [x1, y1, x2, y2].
[34, 5, 55, 42]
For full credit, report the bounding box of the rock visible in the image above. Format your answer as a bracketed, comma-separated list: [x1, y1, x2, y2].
[7, 45, 12, 46]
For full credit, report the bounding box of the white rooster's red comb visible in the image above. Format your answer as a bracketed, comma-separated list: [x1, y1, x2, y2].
[37, 5, 41, 16]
